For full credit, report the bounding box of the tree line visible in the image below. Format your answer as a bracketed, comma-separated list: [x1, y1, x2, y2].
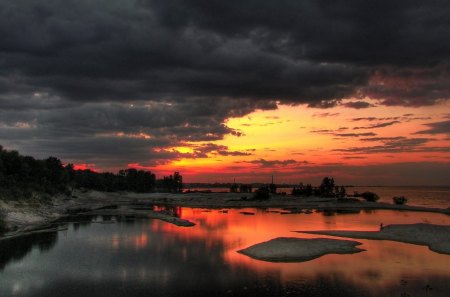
[291, 177, 346, 198]
[0, 145, 182, 200]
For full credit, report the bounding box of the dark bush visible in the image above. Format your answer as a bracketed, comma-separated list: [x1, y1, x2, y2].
[319, 177, 335, 197]
[393, 196, 408, 205]
[252, 187, 270, 200]
[292, 184, 313, 196]
[360, 191, 380, 202]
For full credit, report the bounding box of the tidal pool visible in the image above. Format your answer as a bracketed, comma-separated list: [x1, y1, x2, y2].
[1, 208, 449, 297]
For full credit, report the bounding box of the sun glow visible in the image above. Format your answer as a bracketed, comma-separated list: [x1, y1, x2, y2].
[154, 101, 449, 183]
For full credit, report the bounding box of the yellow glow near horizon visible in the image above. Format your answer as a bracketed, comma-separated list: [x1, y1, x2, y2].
[223, 105, 330, 154]
[155, 100, 449, 182]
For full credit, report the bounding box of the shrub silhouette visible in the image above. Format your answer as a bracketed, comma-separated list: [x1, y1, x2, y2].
[253, 187, 270, 200]
[360, 192, 380, 202]
[393, 196, 407, 205]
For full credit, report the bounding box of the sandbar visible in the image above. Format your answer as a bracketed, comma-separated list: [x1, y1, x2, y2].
[298, 223, 450, 255]
[238, 237, 364, 262]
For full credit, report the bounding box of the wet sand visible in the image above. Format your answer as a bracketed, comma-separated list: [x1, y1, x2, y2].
[238, 237, 363, 262]
[298, 223, 450, 255]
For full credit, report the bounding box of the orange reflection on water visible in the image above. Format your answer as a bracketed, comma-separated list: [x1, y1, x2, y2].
[150, 207, 450, 289]
[110, 232, 149, 250]
[134, 233, 148, 249]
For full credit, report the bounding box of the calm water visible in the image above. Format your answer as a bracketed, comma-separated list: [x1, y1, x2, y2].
[1, 208, 450, 297]
[349, 186, 450, 208]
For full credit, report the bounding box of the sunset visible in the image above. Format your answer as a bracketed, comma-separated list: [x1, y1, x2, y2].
[159, 102, 450, 185]
[1, 1, 449, 297]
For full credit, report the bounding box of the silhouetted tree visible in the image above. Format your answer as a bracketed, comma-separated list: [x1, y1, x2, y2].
[156, 172, 183, 193]
[73, 168, 156, 193]
[0, 146, 69, 199]
[0, 145, 160, 199]
[319, 177, 335, 197]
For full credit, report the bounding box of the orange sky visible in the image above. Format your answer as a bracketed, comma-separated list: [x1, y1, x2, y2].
[127, 99, 450, 185]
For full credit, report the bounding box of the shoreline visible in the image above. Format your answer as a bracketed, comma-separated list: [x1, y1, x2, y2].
[124, 191, 450, 214]
[298, 223, 450, 255]
[237, 237, 364, 262]
[1, 190, 449, 240]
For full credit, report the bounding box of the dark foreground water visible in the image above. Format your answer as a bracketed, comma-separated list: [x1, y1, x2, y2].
[1, 208, 450, 297]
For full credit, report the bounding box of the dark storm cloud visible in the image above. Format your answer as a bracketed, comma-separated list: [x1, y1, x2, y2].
[310, 129, 376, 137]
[8, 135, 174, 168]
[333, 137, 448, 154]
[334, 132, 377, 137]
[350, 115, 431, 123]
[313, 112, 340, 118]
[310, 129, 333, 134]
[307, 100, 341, 109]
[351, 117, 379, 122]
[183, 143, 252, 158]
[336, 146, 450, 154]
[414, 120, 450, 135]
[359, 137, 406, 142]
[1, 0, 449, 168]
[353, 121, 401, 130]
[0, 100, 248, 139]
[0, 99, 256, 167]
[342, 101, 374, 109]
[2, 0, 449, 104]
[0, 0, 364, 103]
[244, 159, 304, 168]
[361, 64, 450, 106]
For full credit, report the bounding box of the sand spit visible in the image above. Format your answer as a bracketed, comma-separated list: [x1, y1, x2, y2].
[298, 223, 450, 255]
[238, 237, 364, 262]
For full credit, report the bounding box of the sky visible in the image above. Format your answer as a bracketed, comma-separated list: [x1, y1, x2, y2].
[0, 0, 449, 185]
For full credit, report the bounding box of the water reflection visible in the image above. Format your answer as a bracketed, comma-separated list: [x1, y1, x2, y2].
[0, 208, 449, 297]
[0, 231, 58, 270]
